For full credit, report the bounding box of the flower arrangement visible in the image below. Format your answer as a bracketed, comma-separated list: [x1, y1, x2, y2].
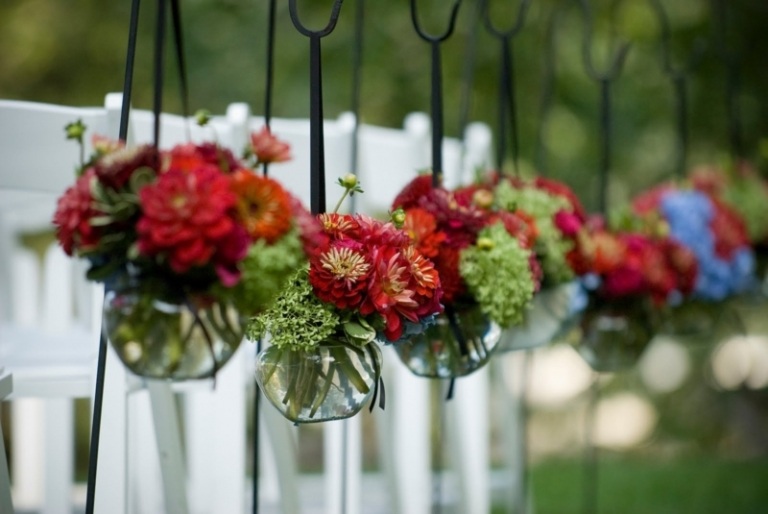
[53, 119, 310, 379]
[632, 183, 755, 302]
[248, 176, 444, 422]
[389, 174, 538, 376]
[394, 175, 538, 326]
[689, 161, 768, 274]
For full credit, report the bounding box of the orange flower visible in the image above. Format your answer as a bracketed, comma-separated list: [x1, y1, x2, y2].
[231, 170, 293, 243]
[250, 126, 291, 164]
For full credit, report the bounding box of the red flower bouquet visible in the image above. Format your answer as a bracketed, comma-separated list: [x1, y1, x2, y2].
[249, 176, 444, 422]
[53, 122, 310, 380]
[389, 175, 539, 377]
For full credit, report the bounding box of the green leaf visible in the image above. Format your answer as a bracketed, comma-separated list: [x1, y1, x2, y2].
[343, 320, 376, 345]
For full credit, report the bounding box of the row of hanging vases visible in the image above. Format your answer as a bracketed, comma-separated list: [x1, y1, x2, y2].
[52, 116, 765, 423]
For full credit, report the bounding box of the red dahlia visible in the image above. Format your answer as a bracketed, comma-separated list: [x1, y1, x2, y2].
[53, 169, 102, 255]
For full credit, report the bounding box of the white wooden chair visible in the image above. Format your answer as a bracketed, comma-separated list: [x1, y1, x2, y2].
[0, 370, 13, 514]
[0, 95, 129, 514]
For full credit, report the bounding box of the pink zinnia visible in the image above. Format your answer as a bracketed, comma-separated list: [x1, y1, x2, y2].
[250, 127, 291, 164]
[53, 169, 102, 255]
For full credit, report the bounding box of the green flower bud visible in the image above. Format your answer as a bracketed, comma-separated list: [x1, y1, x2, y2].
[195, 109, 212, 127]
[391, 208, 406, 228]
[65, 119, 86, 141]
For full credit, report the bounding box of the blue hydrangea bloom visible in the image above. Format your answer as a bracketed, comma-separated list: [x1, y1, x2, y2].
[660, 189, 755, 300]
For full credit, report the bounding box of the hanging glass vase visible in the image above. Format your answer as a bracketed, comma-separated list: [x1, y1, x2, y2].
[575, 298, 654, 373]
[500, 281, 586, 352]
[102, 288, 244, 381]
[657, 299, 740, 345]
[394, 303, 501, 378]
[255, 340, 381, 424]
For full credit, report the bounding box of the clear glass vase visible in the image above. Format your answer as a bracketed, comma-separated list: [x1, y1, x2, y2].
[500, 281, 586, 352]
[102, 289, 244, 380]
[575, 298, 654, 372]
[255, 341, 381, 424]
[394, 303, 501, 378]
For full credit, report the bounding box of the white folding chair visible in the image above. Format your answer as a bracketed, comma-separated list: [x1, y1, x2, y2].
[0, 96, 128, 514]
[0, 370, 13, 514]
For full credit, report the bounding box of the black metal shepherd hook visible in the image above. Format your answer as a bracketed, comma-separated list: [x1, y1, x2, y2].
[534, 3, 565, 174]
[410, 0, 462, 187]
[483, 0, 531, 175]
[711, 0, 744, 160]
[579, 0, 630, 215]
[289, 0, 344, 215]
[649, 0, 707, 178]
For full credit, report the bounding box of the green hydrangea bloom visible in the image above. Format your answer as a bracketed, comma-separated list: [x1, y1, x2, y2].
[494, 180, 575, 285]
[459, 223, 535, 328]
[724, 178, 768, 243]
[246, 267, 340, 351]
[225, 228, 306, 316]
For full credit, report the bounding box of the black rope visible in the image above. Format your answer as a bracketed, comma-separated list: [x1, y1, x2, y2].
[288, 0, 344, 215]
[86, 2, 142, 511]
[483, 0, 531, 175]
[118, 0, 141, 142]
[84, 333, 109, 514]
[349, 0, 365, 213]
[579, 0, 630, 215]
[169, 0, 190, 121]
[253, 0, 277, 506]
[152, 0, 168, 150]
[410, 0, 462, 187]
[582, 376, 600, 514]
[457, 0, 482, 141]
[712, 0, 744, 159]
[262, 0, 277, 177]
[649, 0, 707, 178]
[534, 4, 563, 174]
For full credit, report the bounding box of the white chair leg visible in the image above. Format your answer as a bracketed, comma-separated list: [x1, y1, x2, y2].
[448, 367, 491, 514]
[325, 416, 362, 514]
[186, 346, 246, 514]
[42, 398, 73, 514]
[392, 356, 431, 514]
[261, 404, 300, 514]
[94, 346, 128, 514]
[373, 355, 399, 514]
[0, 373, 14, 514]
[147, 380, 189, 514]
[11, 398, 44, 510]
[128, 388, 164, 514]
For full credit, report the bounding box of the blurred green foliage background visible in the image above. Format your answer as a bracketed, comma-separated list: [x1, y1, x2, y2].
[2, 1, 768, 511]
[1, 0, 766, 212]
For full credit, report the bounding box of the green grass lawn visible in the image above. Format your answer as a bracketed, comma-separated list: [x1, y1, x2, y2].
[520, 456, 768, 514]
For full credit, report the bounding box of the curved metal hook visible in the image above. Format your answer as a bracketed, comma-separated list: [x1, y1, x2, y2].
[649, 0, 707, 79]
[289, 0, 344, 38]
[411, 0, 462, 43]
[483, 0, 531, 40]
[579, 0, 631, 81]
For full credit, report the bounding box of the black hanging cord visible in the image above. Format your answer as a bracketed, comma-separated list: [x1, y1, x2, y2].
[85, 2, 142, 511]
[170, 0, 190, 122]
[253, 0, 278, 508]
[712, 0, 743, 159]
[579, 0, 630, 215]
[348, 0, 365, 213]
[534, 3, 563, 174]
[582, 376, 600, 514]
[152, 0, 169, 150]
[483, 0, 531, 175]
[288, 0, 344, 215]
[410, 0, 462, 187]
[649, 0, 707, 179]
[457, 0, 483, 142]
[262, 0, 278, 177]
[119, 0, 142, 141]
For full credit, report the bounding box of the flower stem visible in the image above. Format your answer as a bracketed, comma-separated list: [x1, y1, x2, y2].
[332, 187, 351, 214]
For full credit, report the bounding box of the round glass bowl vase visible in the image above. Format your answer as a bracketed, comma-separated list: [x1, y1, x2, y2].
[394, 304, 501, 378]
[500, 281, 586, 352]
[102, 289, 244, 380]
[575, 298, 654, 373]
[255, 341, 381, 424]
